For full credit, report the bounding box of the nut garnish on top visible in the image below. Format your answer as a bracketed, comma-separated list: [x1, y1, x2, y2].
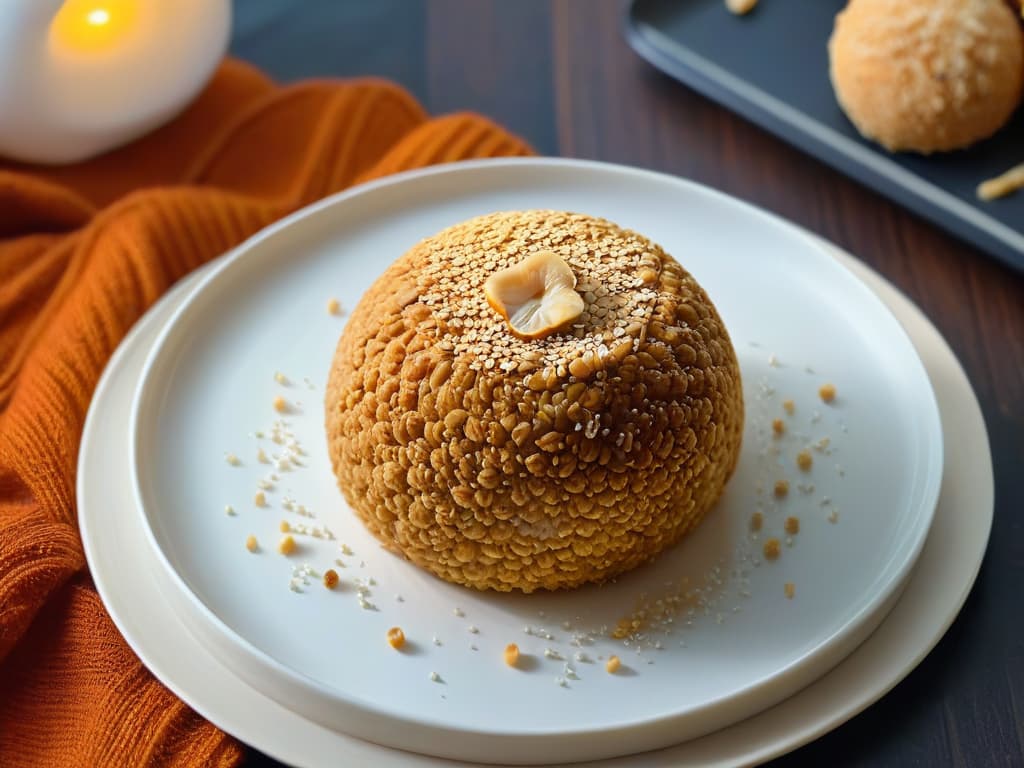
[484, 250, 585, 340]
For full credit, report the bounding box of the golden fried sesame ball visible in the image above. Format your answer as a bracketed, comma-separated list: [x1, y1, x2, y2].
[829, 0, 1024, 153]
[325, 211, 743, 592]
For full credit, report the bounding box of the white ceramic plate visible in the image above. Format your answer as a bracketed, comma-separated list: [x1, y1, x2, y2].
[78, 235, 991, 768]
[127, 160, 944, 764]
[78, 185, 993, 768]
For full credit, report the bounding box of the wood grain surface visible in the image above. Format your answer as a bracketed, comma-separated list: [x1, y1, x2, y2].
[231, 2, 1024, 765]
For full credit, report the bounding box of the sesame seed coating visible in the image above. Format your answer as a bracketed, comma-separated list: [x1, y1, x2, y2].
[325, 211, 743, 592]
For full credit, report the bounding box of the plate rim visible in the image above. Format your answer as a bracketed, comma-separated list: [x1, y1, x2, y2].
[78, 231, 992, 768]
[126, 158, 945, 758]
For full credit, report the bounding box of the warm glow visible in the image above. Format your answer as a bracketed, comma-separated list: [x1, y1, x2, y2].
[51, 0, 138, 53]
[86, 9, 111, 26]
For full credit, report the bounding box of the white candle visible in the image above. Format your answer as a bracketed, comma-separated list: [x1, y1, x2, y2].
[0, 0, 230, 164]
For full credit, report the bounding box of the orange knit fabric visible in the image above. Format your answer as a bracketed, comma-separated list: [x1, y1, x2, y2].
[0, 59, 532, 767]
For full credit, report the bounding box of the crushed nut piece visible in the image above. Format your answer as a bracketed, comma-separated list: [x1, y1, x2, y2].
[254, 491, 266, 508]
[978, 162, 1024, 201]
[750, 511, 764, 532]
[483, 250, 585, 340]
[273, 396, 288, 413]
[504, 643, 520, 667]
[327, 297, 341, 315]
[772, 418, 785, 436]
[818, 383, 836, 403]
[783, 399, 795, 415]
[278, 535, 296, 555]
[784, 582, 796, 599]
[245, 535, 258, 552]
[774, 480, 789, 498]
[796, 450, 813, 471]
[279, 520, 290, 533]
[785, 516, 800, 535]
[387, 626, 406, 649]
[763, 538, 781, 560]
[606, 655, 621, 674]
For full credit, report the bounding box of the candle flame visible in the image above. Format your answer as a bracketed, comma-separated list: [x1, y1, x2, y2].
[86, 9, 111, 26]
[51, 0, 137, 53]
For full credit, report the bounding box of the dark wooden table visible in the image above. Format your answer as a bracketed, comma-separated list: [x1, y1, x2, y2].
[231, 2, 1024, 766]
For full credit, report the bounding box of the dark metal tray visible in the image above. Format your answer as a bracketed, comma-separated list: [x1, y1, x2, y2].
[625, 0, 1024, 273]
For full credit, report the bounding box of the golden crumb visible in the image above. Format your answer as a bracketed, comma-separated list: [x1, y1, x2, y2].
[784, 582, 796, 599]
[763, 537, 781, 560]
[274, 371, 288, 385]
[818, 383, 836, 403]
[782, 399, 795, 415]
[606, 655, 621, 674]
[774, 480, 789, 498]
[279, 520, 290, 533]
[796, 450, 813, 471]
[726, 0, 758, 16]
[327, 298, 341, 315]
[386, 626, 405, 650]
[785, 516, 800, 535]
[772, 418, 785, 437]
[254, 490, 266, 507]
[278, 535, 296, 555]
[504, 643, 520, 667]
[323, 569, 339, 589]
[245, 535, 258, 553]
[750, 511, 764, 532]
[273, 395, 287, 413]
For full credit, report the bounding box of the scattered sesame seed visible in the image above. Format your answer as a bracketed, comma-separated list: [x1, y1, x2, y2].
[225, 505, 235, 516]
[785, 582, 796, 599]
[274, 371, 288, 385]
[468, 625, 479, 634]
[429, 671, 441, 683]
[785, 516, 800, 535]
[340, 544, 353, 555]
[257, 448, 268, 463]
[225, 453, 240, 466]
[245, 535, 258, 552]
[254, 491, 267, 507]
[453, 607, 464, 617]
[796, 450, 813, 471]
[828, 510, 840, 524]
[544, 648, 562, 660]
[783, 399, 795, 415]
[432, 635, 442, 646]
[768, 354, 778, 367]
[327, 298, 342, 316]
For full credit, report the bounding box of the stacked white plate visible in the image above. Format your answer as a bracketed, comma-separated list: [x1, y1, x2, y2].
[78, 159, 993, 767]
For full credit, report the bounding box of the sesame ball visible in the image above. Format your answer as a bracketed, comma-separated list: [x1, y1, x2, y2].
[325, 211, 744, 592]
[829, 0, 1024, 153]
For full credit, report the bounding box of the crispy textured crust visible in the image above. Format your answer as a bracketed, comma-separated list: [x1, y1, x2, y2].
[829, 0, 1024, 154]
[325, 211, 743, 592]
